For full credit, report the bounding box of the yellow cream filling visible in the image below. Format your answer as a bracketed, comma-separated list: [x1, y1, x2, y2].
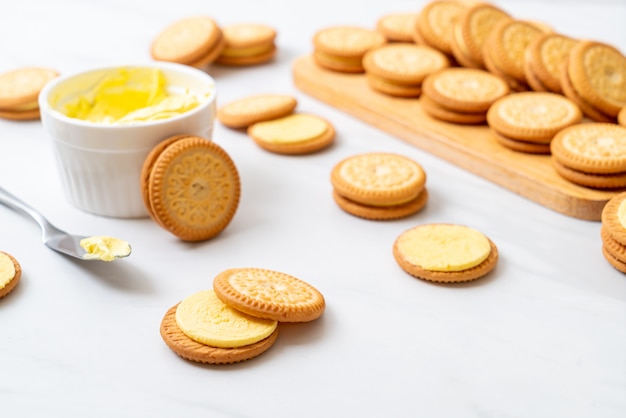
[0, 253, 16, 290]
[397, 224, 491, 272]
[175, 290, 277, 348]
[80, 236, 131, 262]
[60, 68, 201, 124]
[251, 114, 327, 144]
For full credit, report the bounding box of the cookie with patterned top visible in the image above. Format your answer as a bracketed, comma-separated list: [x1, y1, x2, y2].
[487, 92, 582, 142]
[0, 252, 21, 299]
[376, 13, 417, 43]
[415, 0, 469, 57]
[601, 191, 626, 247]
[331, 152, 427, 207]
[524, 33, 577, 94]
[0, 67, 58, 120]
[312, 26, 386, 73]
[143, 136, 241, 241]
[213, 268, 325, 323]
[217, 94, 297, 129]
[216, 23, 277, 66]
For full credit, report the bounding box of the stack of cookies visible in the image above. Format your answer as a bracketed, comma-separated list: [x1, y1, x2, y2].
[215, 23, 277, 66]
[0, 67, 58, 121]
[421, 67, 510, 124]
[160, 267, 325, 364]
[150, 16, 226, 69]
[312, 26, 387, 73]
[487, 92, 582, 154]
[393, 223, 498, 283]
[550, 123, 626, 189]
[330, 152, 428, 220]
[600, 192, 626, 274]
[362, 43, 450, 98]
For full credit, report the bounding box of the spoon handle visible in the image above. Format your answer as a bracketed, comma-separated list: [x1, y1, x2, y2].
[0, 185, 64, 239]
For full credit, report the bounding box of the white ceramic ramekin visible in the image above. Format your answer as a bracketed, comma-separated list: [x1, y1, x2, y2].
[38, 62, 216, 218]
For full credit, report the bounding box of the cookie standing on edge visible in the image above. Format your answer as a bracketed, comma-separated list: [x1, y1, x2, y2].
[0, 252, 21, 299]
[376, 13, 417, 43]
[247, 113, 335, 155]
[141, 136, 241, 241]
[393, 223, 499, 283]
[414, 0, 469, 59]
[217, 94, 297, 129]
[524, 33, 577, 94]
[0, 67, 59, 121]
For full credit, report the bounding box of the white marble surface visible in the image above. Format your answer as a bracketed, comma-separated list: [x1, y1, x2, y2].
[0, 1, 625, 417]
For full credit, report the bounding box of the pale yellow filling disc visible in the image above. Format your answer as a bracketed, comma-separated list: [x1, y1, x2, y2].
[251, 114, 328, 144]
[396, 224, 491, 272]
[617, 199, 626, 229]
[175, 290, 277, 348]
[0, 253, 16, 290]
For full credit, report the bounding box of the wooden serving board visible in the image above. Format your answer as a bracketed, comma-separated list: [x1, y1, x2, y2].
[292, 54, 620, 221]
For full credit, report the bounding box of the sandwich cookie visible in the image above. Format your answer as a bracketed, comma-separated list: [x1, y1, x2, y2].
[0, 67, 59, 121]
[216, 23, 277, 66]
[0, 252, 21, 299]
[376, 13, 418, 43]
[601, 192, 626, 273]
[524, 33, 577, 94]
[414, 0, 469, 58]
[312, 26, 387, 73]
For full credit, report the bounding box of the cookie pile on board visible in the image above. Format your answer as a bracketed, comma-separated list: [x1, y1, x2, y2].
[160, 267, 325, 364]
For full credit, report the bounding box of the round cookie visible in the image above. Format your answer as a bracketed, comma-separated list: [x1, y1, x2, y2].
[145, 136, 241, 241]
[312, 26, 386, 73]
[393, 223, 498, 283]
[551, 157, 626, 189]
[602, 245, 626, 274]
[216, 23, 277, 66]
[420, 94, 487, 125]
[415, 0, 468, 56]
[550, 123, 626, 175]
[176, 290, 277, 348]
[601, 226, 626, 264]
[487, 92, 582, 142]
[376, 13, 417, 43]
[151, 16, 224, 66]
[422, 67, 510, 113]
[0, 251, 21, 299]
[333, 188, 428, 220]
[454, 3, 511, 68]
[559, 60, 616, 123]
[0, 67, 59, 110]
[217, 94, 297, 129]
[213, 268, 326, 323]
[365, 73, 423, 98]
[363, 43, 450, 86]
[524, 33, 578, 94]
[601, 191, 626, 247]
[331, 152, 427, 206]
[567, 41, 626, 117]
[247, 113, 335, 155]
[160, 304, 279, 365]
[186, 34, 227, 69]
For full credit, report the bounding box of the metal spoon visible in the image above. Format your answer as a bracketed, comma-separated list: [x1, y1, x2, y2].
[0, 185, 130, 261]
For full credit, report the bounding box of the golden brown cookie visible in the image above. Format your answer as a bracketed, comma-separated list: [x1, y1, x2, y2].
[551, 157, 626, 189]
[602, 245, 626, 274]
[601, 226, 626, 264]
[567, 41, 626, 118]
[0, 252, 21, 299]
[144, 136, 241, 241]
[215, 23, 277, 66]
[0, 67, 59, 111]
[492, 130, 552, 154]
[376, 13, 417, 43]
[550, 123, 626, 175]
[422, 67, 510, 113]
[160, 304, 279, 364]
[393, 223, 498, 283]
[331, 152, 427, 206]
[415, 0, 469, 57]
[213, 268, 326, 323]
[420, 94, 487, 125]
[217, 94, 297, 129]
[312, 26, 387, 73]
[247, 113, 335, 155]
[619, 107, 626, 127]
[486, 92, 582, 142]
[524, 33, 577, 94]
[601, 191, 626, 247]
[333, 188, 428, 220]
[364, 43, 450, 84]
[151, 16, 224, 66]
[453, 3, 511, 69]
[0, 108, 41, 121]
[559, 60, 616, 123]
[365, 73, 423, 98]
[483, 19, 547, 86]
